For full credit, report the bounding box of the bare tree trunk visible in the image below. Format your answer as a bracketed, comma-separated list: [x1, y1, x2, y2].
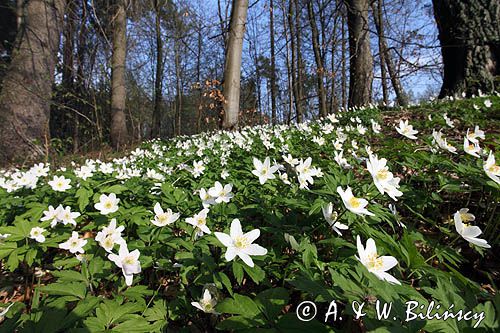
[269, 0, 277, 125]
[372, 0, 387, 105]
[174, 37, 182, 136]
[110, 0, 129, 149]
[222, 0, 249, 130]
[151, 0, 163, 138]
[372, 0, 408, 106]
[196, 28, 203, 133]
[307, 1, 327, 118]
[0, 0, 65, 164]
[74, 0, 88, 153]
[346, 0, 373, 108]
[282, 0, 293, 125]
[433, 0, 500, 97]
[295, 0, 304, 121]
[341, 9, 347, 109]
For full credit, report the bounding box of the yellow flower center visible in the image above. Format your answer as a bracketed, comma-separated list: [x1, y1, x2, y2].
[196, 217, 205, 226]
[366, 253, 383, 270]
[260, 168, 268, 175]
[103, 237, 114, 248]
[234, 236, 249, 249]
[70, 241, 78, 247]
[489, 165, 499, 173]
[57, 182, 63, 188]
[124, 256, 135, 265]
[348, 197, 361, 209]
[376, 169, 389, 180]
[104, 202, 113, 209]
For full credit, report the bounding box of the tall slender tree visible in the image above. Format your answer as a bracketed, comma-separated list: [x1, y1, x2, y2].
[151, 0, 164, 138]
[0, 0, 65, 164]
[307, 1, 327, 118]
[372, 0, 408, 106]
[110, 0, 129, 149]
[269, 0, 277, 125]
[222, 0, 249, 129]
[346, 0, 373, 107]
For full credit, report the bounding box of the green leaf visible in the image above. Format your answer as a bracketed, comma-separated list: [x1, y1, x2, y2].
[216, 294, 261, 318]
[76, 187, 92, 211]
[59, 296, 101, 330]
[242, 264, 265, 284]
[233, 261, 244, 285]
[255, 288, 289, 321]
[38, 282, 87, 299]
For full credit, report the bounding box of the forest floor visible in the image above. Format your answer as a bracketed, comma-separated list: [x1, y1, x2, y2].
[0, 95, 499, 332]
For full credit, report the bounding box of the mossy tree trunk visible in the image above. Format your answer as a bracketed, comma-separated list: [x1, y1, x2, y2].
[433, 0, 500, 97]
[0, 0, 65, 164]
[346, 0, 373, 108]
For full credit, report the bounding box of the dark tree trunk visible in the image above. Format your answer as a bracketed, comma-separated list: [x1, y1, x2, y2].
[151, 0, 163, 138]
[433, 0, 500, 97]
[373, 0, 388, 105]
[0, 0, 65, 164]
[307, 1, 327, 118]
[341, 9, 347, 109]
[295, 0, 305, 121]
[269, 0, 277, 125]
[372, 0, 408, 106]
[222, 0, 249, 130]
[346, 0, 373, 108]
[110, 0, 128, 149]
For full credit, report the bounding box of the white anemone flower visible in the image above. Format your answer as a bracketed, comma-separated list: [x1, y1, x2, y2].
[463, 138, 481, 158]
[395, 120, 418, 140]
[322, 203, 348, 236]
[186, 208, 211, 235]
[337, 186, 374, 216]
[94, 193, 120, 215]
[30, 227, 46, 243]
[454, 209, 490, 248]
[48, 175, 72, 192]
[108, 243, 142, 286]
[356, 236, 401, 285]
[95, 218, 126, 252]
[59, 231, 87, 254]
[483, 151, 500, 184]
[466, 126, 485, 144]
[208, 181, 234, 203]
[191, 289, 218, 314]
[214, 219, 267, 267]
[366, 154, 403, 201]
[199, 188, 216, 208]
[151, 202, 180, 227]
[252, 157, 279, 184]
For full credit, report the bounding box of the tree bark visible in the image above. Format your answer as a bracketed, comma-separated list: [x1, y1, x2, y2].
[346, 0, 373, 108]
[151, 0, 163, 138]
[307, 1, 327, 118]
[110, 0, 129, 149]
[341, 9, 347, 109]
[222, 0, 249, 130]
[0, 0, 65, 164]
[433, 0, 500, 97]
[372, 0, 387, 105]
[269, 0, 277, 125]
[372, 0, 408, 106]
[174, 36, 182, 136]
[295, 0, 304, 122]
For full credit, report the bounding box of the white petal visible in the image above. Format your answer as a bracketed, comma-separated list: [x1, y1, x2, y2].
[238, 252, 254, 267]
[230, 219, 243, 239]
[214, 232, 232, 247]
[243, 244, 267, 256]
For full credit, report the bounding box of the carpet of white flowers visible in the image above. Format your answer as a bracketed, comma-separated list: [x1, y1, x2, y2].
[0, 96, 499, 332]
